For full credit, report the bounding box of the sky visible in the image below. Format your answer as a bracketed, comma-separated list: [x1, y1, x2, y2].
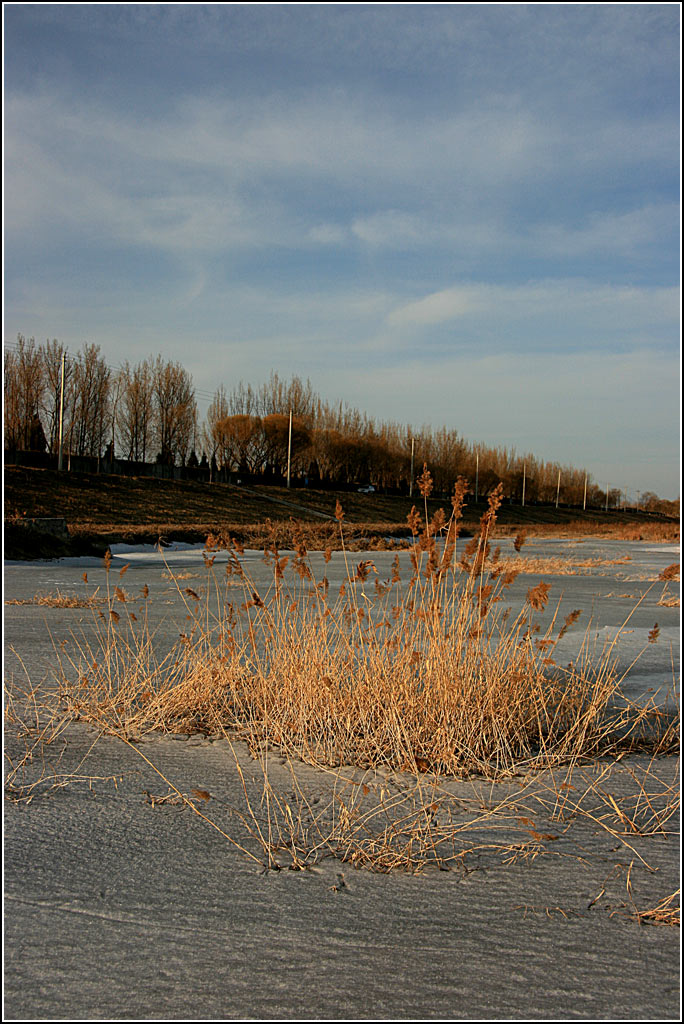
[3, 3, 681, 499]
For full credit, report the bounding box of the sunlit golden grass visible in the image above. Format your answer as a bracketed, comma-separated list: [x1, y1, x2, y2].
[655, 563, 680, 607]
[484, 553, 633, 576]
[606, 522, 680, 543]
[47, 474, 677, 781]
[5, 589, 105, 608]
[66, 519, 415, 553]
[62, 516, 681, 552]
[634, 890, 680, 927]
[494, 520, 680, 543]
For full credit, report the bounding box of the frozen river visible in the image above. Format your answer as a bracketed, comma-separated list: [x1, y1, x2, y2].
[3, 535, 681, 1021]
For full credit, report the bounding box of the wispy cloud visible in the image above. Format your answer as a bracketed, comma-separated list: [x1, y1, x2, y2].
[386, 280, 679, 346]
[5, 88, 677, 248]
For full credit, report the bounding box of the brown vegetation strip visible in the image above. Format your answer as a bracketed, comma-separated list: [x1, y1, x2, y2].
[5, 590, 105, 608]
[485, 554, 634, 576]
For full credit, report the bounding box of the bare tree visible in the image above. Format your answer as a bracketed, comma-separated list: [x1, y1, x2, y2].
[226, 373, 316, 423]
[310, 427, 347, 486]
[203, 385, 230, 471]
[41, 340, 74, 455]
[152, 357, 196, 465]
[70, 344, 111, 458]
[4, 335, 46, 451]
[117, 357, 155, 461]
[262, 413, 311, 477]
[225, 380, 258, 416]
[211, 414, 268, 474]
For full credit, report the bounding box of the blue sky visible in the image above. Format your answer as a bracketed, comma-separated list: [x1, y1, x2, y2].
[3, 3, 681, 498]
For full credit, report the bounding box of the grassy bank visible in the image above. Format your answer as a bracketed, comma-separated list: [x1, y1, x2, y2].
[4, 464, 679, 560]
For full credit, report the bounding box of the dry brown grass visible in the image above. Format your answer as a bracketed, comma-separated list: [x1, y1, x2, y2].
[655, 563, 680, 607]
[633, 890, 680, 927]
[493, 520, 680, 543]
[484, 554, 633, 576]
[5, 589, 105, 608]
[606, 522, 680, 543]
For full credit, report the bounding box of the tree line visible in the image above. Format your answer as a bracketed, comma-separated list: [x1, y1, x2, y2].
[4, 334, 675, 512]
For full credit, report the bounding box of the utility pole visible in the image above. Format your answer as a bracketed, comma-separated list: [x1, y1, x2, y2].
[475, 451, 479, 503]
[286, 409, 293, 489]
[409, 436, 415, 497]
[57, 350, 66, 471]
[110, 372, 122, 465]
[555, 468, 561, 509]
[522, 463, 526, 507]
[583, 473, 587, 511]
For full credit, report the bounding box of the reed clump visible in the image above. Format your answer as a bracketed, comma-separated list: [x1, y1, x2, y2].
[55, 471, 678, 779]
